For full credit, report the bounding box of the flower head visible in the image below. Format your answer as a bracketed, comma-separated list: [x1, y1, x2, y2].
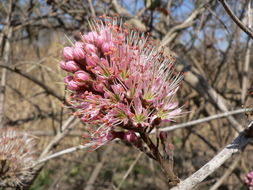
[0, 128, 37, 187]
[60, 16, 183, 148]
[245, 171, 253, 190]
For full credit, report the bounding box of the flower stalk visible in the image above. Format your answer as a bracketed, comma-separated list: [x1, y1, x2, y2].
[139, 131, 179, 186]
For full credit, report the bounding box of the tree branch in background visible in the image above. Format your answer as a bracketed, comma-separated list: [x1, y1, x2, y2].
[39, 116, 77, 158]
[241, 1, 252, 104]
[0, 1, 252, 189]
[219, 0, 253, 39]
[22, 116, 79, 190]
[160, 108, 252, 132]
[0, 0, 15, 128]
[171, 121, 253, 190]
[84, 146, 113, 190]
[209, 155, 241, 190]
[0, 64, 64, 102]
[159, 2, 244, 132]
[116, 152, 143, 190]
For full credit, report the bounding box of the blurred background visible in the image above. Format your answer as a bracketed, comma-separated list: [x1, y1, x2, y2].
[0, 0, 252, 189]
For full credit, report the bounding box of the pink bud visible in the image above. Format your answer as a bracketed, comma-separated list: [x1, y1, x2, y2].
[95, 35, 104, 47]
[60, 61, 80, 72]
[75, 41, 84, 48]
[105, 131, 125, 140]
[159, 131, 168, 140]
[73, 46, 86, 60]
[64, 76, 73, 83]
[105, 132, 116, 141]
[64, 76, 81, 91]
[86, 53, 99, 67]
[74, 70, 91, 82]
[82, 31, 98, 43]
[168, 143, 174, 151]
[63, 47, 74, 60]
[60, 61, 67, 70]
[68, 80, 81, 91]
[85, 43, 97, 53]
[93, 81, 104, 92]
[124, 131, 138, 143]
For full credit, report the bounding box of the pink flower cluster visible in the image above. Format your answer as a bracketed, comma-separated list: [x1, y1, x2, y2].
[245, 171, 253, 190]
[60, 16, 183, 148]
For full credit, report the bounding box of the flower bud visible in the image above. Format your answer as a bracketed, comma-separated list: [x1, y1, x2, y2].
[104, 131, 125, 141]
[86, 53, 99, 67]
[59, 61, 67, 70]
[60, 61, 80, 73]
[64, 76, 73, 83]
[82, 31, 98, 44]
[85, 43, 97, 53]
[73, 46, 86, 60]
[124, 131, 138, 143]
[93, 81, 104, 92]
[68, 80, 81, 91]
[95, 35, 104, 47]
[74, 70, 91, 82]
[64, 76, 81, 91]
[75, 41, 84, 48]
[159, 131, 168, 140]
[63, 47, 74, 60]
[105, 131, 117, 141]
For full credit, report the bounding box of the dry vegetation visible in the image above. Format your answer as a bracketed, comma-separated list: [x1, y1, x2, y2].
[0, 0, 253, 189]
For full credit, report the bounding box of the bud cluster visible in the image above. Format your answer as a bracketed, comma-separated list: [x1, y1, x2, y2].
[60, 16, 183, 148]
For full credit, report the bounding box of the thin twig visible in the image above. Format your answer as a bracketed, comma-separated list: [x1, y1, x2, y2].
[84, 146, 113, 190]
[0, 0, 14, 128]
[88, 0, 96, 17]
[160, 7, 205, 47]
[219, 0, 253, 39]
[160, 108, 252, 132]
[39, 116, 77, 158]
[36, 142, 95, 164]
[29, 130, 85, 136]
[0, 64, 64, 101]
[241, 1, 252, 104]
[116, 152, 143, 190]
[176, 59, 243, 132]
